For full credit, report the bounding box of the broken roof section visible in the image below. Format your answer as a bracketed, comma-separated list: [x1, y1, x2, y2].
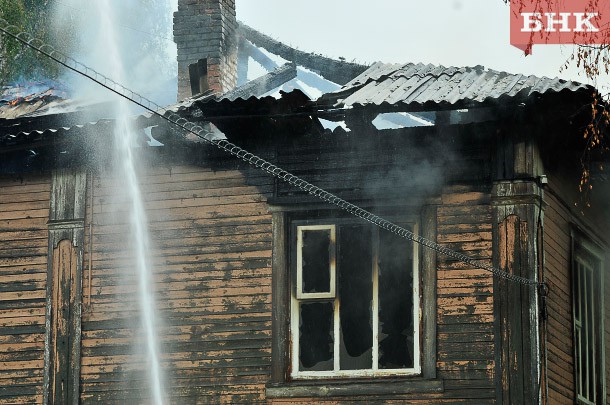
[238, 23, 367, 86]
[235, 23, 348, 101]
[0, 80, 69, 119]
[228, 24, 434, 129]
[0, 22, 598, 152]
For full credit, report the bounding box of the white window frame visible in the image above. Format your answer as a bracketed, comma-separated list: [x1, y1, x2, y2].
[291, 222, 420, 379]
[572, 237, 606, 405]
[296, 225, 336, 300]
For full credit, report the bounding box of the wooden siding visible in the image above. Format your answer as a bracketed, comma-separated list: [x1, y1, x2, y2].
[0, 128, 513, 403]
[543, 178, 576, 404]
[273, 127, 493, 205]
[543, 175, 610, 404]
[80, 164, 274, 404]
[435, 187, 495, 403]
[0, 174, 50, 404]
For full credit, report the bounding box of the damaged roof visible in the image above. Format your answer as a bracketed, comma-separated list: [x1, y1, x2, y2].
[0, 25, 598, 158]
[0, 89, 316, 152]
[238, 23, 368, 86]
[0, 83, 69, 119]
[318, 62, 595, 111]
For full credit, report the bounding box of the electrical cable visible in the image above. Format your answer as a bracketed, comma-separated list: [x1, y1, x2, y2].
[0, 18, 540, 287]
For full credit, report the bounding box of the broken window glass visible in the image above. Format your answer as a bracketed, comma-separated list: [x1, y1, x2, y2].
[338, 225, 373, 370]
[378, 227, 414, 369]
[301, 228, 332, 294]
[299, 302, 334, 371]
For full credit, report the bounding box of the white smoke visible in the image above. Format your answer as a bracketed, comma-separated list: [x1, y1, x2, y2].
[51, 0, 178, 107]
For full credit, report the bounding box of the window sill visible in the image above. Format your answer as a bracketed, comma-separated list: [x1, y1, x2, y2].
[266, 378, 444, 398]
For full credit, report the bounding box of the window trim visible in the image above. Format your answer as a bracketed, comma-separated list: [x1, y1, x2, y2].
[291, 221, 420, 379]
[269, 205, 440, 397]
[571, 233, 606, 405]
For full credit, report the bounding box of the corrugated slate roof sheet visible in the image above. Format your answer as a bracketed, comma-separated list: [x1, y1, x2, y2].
[0, 120, 115, 150]
[0, 101, 127, 146]
[0, 89, 314, 150]
[318, 62, 594, 110]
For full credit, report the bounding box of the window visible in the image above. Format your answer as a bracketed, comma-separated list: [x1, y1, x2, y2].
[572, 239, 606, 405]
[290, 220, 420, 378]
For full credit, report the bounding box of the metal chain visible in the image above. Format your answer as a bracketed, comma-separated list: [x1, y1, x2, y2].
[0, 18, 539, 286]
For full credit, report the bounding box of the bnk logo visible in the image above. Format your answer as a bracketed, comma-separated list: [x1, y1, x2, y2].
[510, 1, 610, 54]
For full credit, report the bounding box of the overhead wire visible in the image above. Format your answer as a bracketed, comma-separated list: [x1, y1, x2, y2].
[0, 18, 540, 287]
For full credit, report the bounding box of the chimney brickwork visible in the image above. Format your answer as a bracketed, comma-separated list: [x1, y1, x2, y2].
[174, 0, 238, 100]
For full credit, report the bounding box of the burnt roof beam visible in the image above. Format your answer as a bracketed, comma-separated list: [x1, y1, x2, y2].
[238, 23, 369, 85]
[238, 36, 281, 73]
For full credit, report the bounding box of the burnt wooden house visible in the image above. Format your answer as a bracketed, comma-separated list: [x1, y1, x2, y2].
[0, 1, 609, 403]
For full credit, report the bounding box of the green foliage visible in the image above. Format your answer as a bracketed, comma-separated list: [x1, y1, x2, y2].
[0, 0, 61, 84]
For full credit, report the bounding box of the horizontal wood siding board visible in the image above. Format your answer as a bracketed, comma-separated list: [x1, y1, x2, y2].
[96, 184, 274, 203]
[0, 217, 48, 232]
[0, 208, 49, 221]
[0, 181, 51, 195]
[90, 233, 272, 251]
[0, 175, 50, 404]
[0, 190, 51, 204]
[0, 199, 49, 212]
[92, 222, 270, 239]
[94, 215, 271, 230]
[94, 177, 271, 197]
[92, 194, 269, 215]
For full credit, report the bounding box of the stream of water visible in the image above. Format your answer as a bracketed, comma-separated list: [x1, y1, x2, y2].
[95, 1, 165, 403]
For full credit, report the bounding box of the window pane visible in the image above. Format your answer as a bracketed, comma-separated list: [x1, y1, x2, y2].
[586, 267, 595, 401]
[575, 328, 582, 396]
[301, 229, 332, 294]
[299, 302, 334, 371]
[574, 262, 580, 321]
[573, 246, 602, 403]
[338, 225, 373, 370]
[378, 227, 414, 369]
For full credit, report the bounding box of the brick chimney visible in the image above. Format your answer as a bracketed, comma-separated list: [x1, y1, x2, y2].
[173, 0, 238, 100]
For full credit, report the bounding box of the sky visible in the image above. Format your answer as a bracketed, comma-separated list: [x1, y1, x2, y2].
[235, 0, 610, 94]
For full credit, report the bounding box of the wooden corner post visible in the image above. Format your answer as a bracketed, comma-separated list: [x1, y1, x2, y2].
[492, 180, 543, 405]
[43, 169, 87, 405]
